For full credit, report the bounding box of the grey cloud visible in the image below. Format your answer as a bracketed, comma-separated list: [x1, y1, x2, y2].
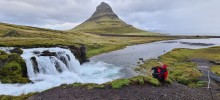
[0, 0, 220, 35]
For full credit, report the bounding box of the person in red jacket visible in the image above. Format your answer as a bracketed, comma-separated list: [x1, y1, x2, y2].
[158, 62, 168, 82]
[151, 62, 168, 82]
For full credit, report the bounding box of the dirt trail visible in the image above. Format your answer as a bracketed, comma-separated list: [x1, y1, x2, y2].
[192, 58, 220, 100]
[28, 83, 215, 100]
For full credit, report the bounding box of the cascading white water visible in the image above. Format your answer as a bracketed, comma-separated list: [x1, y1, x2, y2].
[0, 47, 122, 96]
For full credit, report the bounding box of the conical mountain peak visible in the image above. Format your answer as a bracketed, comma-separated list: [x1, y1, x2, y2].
[97, 2, 111, 10]
[89, 2, 118, 21]
[71, 2, 155, 35]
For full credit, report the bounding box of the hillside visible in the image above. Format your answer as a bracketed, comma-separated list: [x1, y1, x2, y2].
[0, 22, 171, 56]
[71, 2, 158, 35]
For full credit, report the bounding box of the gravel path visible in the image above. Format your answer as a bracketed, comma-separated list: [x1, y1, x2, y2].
[27, 83, 218, 100]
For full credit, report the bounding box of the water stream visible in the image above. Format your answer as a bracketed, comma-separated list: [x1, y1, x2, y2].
[0, 48, 122, 96]
[0, 38, 220, 96]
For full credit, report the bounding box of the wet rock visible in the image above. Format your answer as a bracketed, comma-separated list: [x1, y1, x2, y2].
[33, 51, 40, 55]
[60, 56, 68, 67]
[10, 47, 23, 54]
[69, 45, 89, 64]
[180, 42, 215, 46]
[80, 45, 89, 63]
[41, 50, 56, 56]
[139, 58, 144, 61]
[66, 54, 71, 61]
[54, 61, 62, 73]
[30, 57, 39, 74]
[209, 60, 220, 65]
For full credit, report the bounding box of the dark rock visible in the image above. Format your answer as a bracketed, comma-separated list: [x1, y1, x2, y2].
[209, 60, 220, 65]
[30, 57, 39, 74]
[80, 45, 89, 63]
[33, 51, 40, 54]
[66, 54, 71, 61]
[180, 42, 215, 46]
[139, 58, 144, 61]
[10, 47, 23, 54]
[59, 56, 68, 67]
[69, 45, 89, 64]
[87, 2, 119, 22]
[40, 50, 56, 56]
[54, 61, 62, 73]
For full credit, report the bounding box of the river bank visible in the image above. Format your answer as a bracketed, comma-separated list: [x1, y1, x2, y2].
[25, 46, 220, 100]
[0, 38, 220, 99]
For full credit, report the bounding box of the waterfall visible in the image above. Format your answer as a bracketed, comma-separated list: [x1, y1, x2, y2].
[0, 47, 122, 96]
[22, 48, 81, 76]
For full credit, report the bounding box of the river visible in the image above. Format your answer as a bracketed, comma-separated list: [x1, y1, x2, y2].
[0, 38, 220, 96]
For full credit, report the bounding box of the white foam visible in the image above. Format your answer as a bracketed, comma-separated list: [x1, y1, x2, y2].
[0, 47, 122, 96]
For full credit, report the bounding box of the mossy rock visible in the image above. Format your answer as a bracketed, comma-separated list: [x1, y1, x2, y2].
[0, 50, 29, 83]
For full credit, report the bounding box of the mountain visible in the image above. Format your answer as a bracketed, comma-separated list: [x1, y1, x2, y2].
[71, 2, 157, 35]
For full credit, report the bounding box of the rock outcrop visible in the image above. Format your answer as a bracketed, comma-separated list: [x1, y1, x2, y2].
[68, 45, 89, 64]
[87, 2, 119, 22]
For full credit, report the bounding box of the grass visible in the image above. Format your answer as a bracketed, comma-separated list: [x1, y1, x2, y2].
[110, 79, 131, 89]
[0, 23, 173, 57]
[211, 65, 220, 75]
[70, 83, 105, 89]
[0, 93, 36, 100]
[136, 46, 220, 87]
[67, 75, 161, 90]
[71, 15, 158, 35]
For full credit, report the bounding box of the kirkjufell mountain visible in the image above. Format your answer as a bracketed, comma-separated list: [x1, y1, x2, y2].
[71, 2, 156, 35]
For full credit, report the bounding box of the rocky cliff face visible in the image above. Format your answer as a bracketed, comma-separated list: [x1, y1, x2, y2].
[87, 2, 119, 22]
[71, 2, 145, 34]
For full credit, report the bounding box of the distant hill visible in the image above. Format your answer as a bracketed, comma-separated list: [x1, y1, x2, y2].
[0, 22, 67, 37]
[71, 2, 158, 35]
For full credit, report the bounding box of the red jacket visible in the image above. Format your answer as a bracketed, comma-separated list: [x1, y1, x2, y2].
[159, 64, 168, 80]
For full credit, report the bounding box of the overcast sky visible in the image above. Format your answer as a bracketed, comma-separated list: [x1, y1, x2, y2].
[0, 0, 220, 35]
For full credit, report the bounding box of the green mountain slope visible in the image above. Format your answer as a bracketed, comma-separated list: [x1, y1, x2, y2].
[0, 22, 170, 56]
[71, 2, 158, 35]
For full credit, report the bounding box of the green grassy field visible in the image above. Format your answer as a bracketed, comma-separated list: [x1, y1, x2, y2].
[136, 46, 220, 87]
[0, 23, 172, 57]
[211, 65, 220, 75]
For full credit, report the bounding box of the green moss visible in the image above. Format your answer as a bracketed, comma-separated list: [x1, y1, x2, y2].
[129, 75, 145, 85]
[211, 65, 220, 76]
[0, 61, 29, 83]
[111, 78, 131, 89]
[0, 50, 8, 59]
[129, 75, 160, 86]
[0, 93, 36, 100]
[0, 50, 29, 83]
[70, 83, 105, 89]
[144, 76, 161, 86]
